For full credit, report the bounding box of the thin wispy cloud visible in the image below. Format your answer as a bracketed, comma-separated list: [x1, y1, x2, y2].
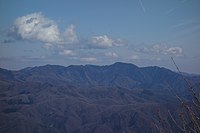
[138, 0, 146, 13]
[63, 24, 79, 44]
[165, 8, 176, 15]
[165, 0, 189, 16]
[180, 0, 188, 3]
[171, 18, 200, 40]
[130, 55, 140, 60]
[172, 19, 200, 29]
[59, 49, 76, 56]
[80, 57, 97, 62]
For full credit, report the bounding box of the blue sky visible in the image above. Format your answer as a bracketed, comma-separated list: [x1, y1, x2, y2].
[0, 0, 200, 74]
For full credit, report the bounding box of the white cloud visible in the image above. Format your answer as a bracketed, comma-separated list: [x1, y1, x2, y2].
[151, 44, 167, 53]
[105, 52, 118, 58]
[80, 57, 97, 62]
[12, 12, 62, 44]
[9, 12, 128, 52]
[141, 44, 183, 56]
[59, 49, 75, 56]
[10, 12, 79, 46]
[113, 38, 126, 46]
[166, 47, 183, 56]
[9, 12, 82, 58]
[90, 35, 113, 48]
[63, 24, 79, 44]
[88, 35, 126, 49]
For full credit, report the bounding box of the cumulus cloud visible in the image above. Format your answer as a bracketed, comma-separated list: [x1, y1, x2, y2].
[9, 12, 127, 51]
[89, 35, 113, 48]
[6, 12, 130, 61]
[140, 44, 183, 56]
[105, 52, 118, 58]
[11, 12, 62, 44]
[9, 12, 79, 46]
[88, 35, 126, 49]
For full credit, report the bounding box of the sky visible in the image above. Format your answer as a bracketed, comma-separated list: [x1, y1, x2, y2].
[0, 0, 200, 74]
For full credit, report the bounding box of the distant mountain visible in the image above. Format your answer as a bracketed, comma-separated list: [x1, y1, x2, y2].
[3, 62, 190, 90]
[0, 62, 199, 133]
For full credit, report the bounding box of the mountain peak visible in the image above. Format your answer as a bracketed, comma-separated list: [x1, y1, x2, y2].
[111, 62, 138, 68]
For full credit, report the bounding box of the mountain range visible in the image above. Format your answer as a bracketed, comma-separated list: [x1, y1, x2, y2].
[0, 62, 199, 133]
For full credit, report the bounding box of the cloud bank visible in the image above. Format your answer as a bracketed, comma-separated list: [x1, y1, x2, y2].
[140, 44, 183, 57]
[88, 35, 126, 49]
[5, 12, 184, 63]
[8, 12, 126, 51]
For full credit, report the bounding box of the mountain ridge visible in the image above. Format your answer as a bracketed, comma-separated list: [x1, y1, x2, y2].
[0, 62, 192, 91]
[0, 62, 200, 133]
[0, 62, 176, 73]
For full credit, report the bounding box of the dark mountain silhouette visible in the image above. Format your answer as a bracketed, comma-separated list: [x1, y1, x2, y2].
[0, 62, 199, 133]
[10, 62, 186, 90]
